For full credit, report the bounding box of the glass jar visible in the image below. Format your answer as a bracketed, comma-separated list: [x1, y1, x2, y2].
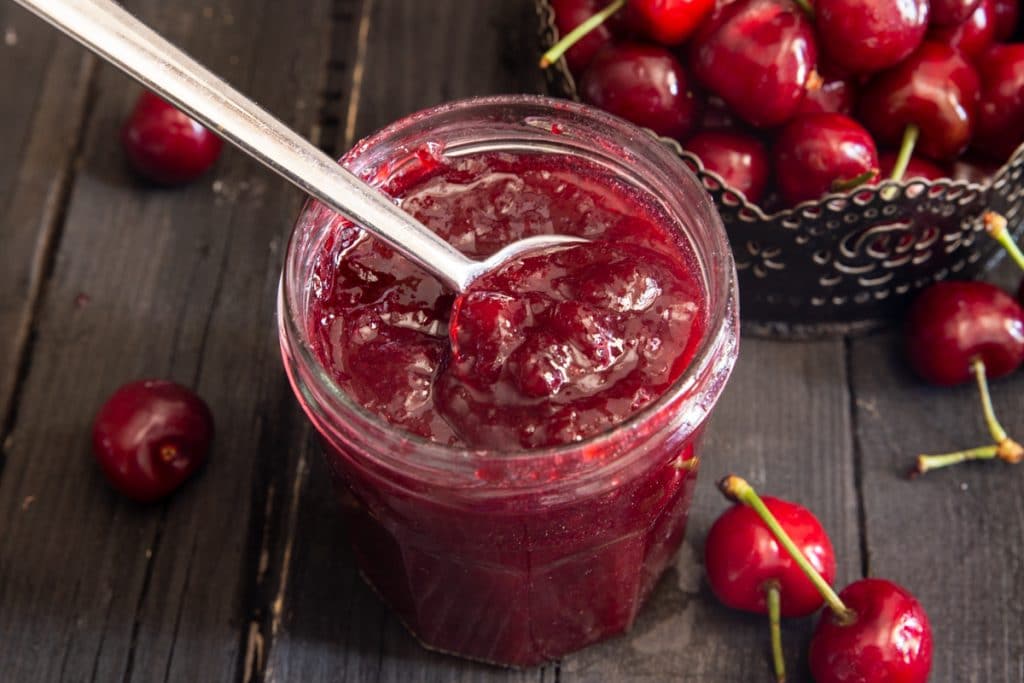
[278, 95, 739, 667]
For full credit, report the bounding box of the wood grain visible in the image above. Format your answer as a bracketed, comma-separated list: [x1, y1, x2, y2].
[0, 4, 93, 439]
[850, 263, 1024, 683]
[0, 0, 331, 680]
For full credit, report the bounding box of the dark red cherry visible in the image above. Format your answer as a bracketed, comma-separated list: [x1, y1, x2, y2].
[550, 0, 617, 74]
[816, 0, 929, 73]
[992, 0, 1020, 41]
[879, 151, 946, 180]
[92, 380, 214, 502]
[904, 280, 1024, 386]
[972, 44, 1024, 162]
[705, 496, 837, 617]
[928, 0, 996, 60]
[859, 42, 980, 161]
[623, 0, 717, 44]
[774, 113, 880, 205]
[689, 0, 817, 128]
[580, 44, 701, 140]
[797, 74, 856, 116]
[809, 578, 932, 683]
[931, 0, 983, 25]
[121, 91, 223, 185]
[685, 130, 769, 202]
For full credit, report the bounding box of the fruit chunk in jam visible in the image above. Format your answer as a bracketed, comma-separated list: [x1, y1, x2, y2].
[306, 149, 708, 666]
[309, 151, 705, 450]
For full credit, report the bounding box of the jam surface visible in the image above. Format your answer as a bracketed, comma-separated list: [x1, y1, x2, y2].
[308, 150, 706, 450]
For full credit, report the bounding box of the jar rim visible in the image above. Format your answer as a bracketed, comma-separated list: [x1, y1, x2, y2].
[279, 94, 739, 486]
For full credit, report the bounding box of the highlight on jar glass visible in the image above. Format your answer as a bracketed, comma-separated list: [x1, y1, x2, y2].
[277, 95, 740, 667]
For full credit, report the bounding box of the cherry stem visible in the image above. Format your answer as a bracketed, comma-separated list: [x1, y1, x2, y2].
[791, 0, 814, 18]
[916, 444, 999, 474]
[718, 475, 854, 623]
[913, 359, 1024, 475]
[832, 169, 878, 193]
[767, 581, 786, 683]
[539, 0, 626, 68]
[983, 211, 1024, 273]
[889, 124, 920, 183]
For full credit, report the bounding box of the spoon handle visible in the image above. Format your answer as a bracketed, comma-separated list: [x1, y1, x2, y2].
[13, 0, 475, 292]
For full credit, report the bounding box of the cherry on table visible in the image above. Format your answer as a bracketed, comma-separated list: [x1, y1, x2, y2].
[773, 113, 879, 206]
[808, 578, 933, 683]
[685, 130, 769, 203]
[688, 0, 818, 128]
[971, 44, 1024, 163]
[580, 43, 701, 140]
[816, 0, 929, 74]
[930, 0, 983, 25]
[858, 42, 980, 161]
[121, 91, 223, 185]
[716, 475, 931, 683]
[92, 379, 214, 502]
[928, 0, 996, 61]
[905, 274, 1024, 475]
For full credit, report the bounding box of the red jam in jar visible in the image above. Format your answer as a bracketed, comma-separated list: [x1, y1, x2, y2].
[279, 96, 739, 666]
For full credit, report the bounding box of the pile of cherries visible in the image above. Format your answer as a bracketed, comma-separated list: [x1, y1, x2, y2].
[706, 475, 932, 682]
[545, 0, 1024, 207]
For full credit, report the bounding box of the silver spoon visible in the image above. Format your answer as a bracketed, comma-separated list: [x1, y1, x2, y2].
[14, 0, 584, 293]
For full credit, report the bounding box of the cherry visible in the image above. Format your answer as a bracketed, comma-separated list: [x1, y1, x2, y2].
[540, 0, 713, 70]
[705, 496, 836, 617]
[905, 273, 1024, 475]
[816, 0, 929, 74]
[92, 380, 214, 502]
[688, 0, 817, 128]
[796, 74, 856, 117]
[858, 42, 980, 161]
[717, 475, 931, 683]
[121, 91, 223, 185]
[548, 0, 618, 73]
[971, 44, 1024, 162]
[879, 151, 946, 180]
[580, 44, 701, 140]
[685, 130, 769, 203]
[622, 0, 717, 44]
[773, 113, 880, 205]
[928, 0, 997, 60]
[931, 0, 983, 25]
[905, 279, 1024, 386]
[808, 578, 933, 683]
[992, 0, 1020, 41]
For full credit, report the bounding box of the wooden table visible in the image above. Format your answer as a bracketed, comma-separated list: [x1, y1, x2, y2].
[2, 1, 1021, 680]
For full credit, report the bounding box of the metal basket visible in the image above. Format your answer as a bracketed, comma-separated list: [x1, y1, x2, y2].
[535, 0, 1024, 338]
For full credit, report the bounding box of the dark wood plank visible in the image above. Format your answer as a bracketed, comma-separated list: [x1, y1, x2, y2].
[261, 1, 550, 681]
[0, 4, 93, 435]
[850, 262, 1024, 683]
[559, 339, 862, 682]
[0, 1, 332, 680]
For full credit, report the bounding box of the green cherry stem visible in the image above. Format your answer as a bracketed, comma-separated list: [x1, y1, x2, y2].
[984, 211, 1024, 272]
[791, 0, 814, 18]
[539, 0, 626, 68]
[832, 168, 879, 193]
[767, 581, 786, 683]
[912, 358, 1024, 476]
[889, 123, 920, 183]
[718, 475, 854, 624]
